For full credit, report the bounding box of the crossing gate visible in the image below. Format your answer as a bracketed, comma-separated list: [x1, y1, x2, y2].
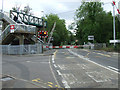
[43, 45, 83, 49]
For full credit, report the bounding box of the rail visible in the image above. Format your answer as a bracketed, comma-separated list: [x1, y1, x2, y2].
[10, 10, 47, 27]
[1, 24, 36, 40]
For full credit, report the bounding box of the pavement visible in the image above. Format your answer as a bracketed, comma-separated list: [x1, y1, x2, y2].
[1, 48, 119, 89]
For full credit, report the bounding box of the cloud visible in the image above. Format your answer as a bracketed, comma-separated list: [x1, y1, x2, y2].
[1, 0, 118, 30]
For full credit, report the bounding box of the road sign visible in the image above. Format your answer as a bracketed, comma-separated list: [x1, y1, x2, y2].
[88, 35, 94, 40]
[10, 25, 15, 33]
[110, 40, 120, 43]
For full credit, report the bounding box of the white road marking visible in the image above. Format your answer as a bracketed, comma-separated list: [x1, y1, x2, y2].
[52, 60, 55, 63]
[26, 61, 49, 64]
[86, 53, 90, 56]
[108, 66, 119, 71]
[56, 70, 62, 75]
[52, 55, 54, 61]
[66, 57, 75, 59]
[52, 55, 55, 63]
[61, 74, 77, 87]
[62, 79, 70, 88]
[86, 71, 111, 83]
[49, 55, 60, 87]
[58, 64, 66, 70]
[53, 64, 58, 68]
[26, 61, 31, 62]
[68, 49, 119, 74]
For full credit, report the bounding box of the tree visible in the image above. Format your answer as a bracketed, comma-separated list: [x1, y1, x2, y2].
[75, 2, 115, 44]
[46, 14, 69, 46]
[67, 31, 75, 45]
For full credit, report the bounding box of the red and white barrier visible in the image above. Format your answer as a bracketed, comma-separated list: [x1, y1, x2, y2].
[43, 45, 83, 49]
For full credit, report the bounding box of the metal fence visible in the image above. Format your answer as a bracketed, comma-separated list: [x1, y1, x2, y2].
[1, 44, 43, 55]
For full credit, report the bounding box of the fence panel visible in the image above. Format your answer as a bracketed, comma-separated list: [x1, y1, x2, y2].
[1, 44, 42, 55]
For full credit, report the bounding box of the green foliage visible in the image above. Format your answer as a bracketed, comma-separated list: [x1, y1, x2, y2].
[75, 2, 120, 44]
[46, 14, 69, 46]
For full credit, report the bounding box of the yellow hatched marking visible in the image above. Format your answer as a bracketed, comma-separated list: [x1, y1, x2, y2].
[48, 82, 53, 84]
[32, 79, 40, 83]
[55, 85, 59, 87]
[32, 79, 38, 82]
[48, 84, 53, 88]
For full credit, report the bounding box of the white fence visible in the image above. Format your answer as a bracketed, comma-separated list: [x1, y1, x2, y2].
[1, 44, 43, 55]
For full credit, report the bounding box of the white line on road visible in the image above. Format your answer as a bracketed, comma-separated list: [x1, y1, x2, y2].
[108, 66, 119, 71]
[52, 55, 55, 63]
[62, 79, 70, 88]
[56, 70, 62, 75]
[49, 56, 60, 87]
[68, 49, 119, 74]
[52, 60, 55, 63]
[53, 64, 58, 68]
[86, 72, 108, 83]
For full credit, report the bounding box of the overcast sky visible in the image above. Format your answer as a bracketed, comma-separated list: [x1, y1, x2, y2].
[0, 0, 119, 32]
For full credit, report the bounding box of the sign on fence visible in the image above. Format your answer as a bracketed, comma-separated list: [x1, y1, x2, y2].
[10, 25, 15, 33]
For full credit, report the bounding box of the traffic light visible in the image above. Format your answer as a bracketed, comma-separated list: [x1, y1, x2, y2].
[38, 31, 48, 38]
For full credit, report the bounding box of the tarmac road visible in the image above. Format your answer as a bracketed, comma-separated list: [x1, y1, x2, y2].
[1, 49, 119, 89]
[52, 49, 119, 88]
[2, 50, 61, 88]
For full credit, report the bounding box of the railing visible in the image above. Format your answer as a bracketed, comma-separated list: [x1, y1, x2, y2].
[0, 11, 17, 24]
[1, 24, 36, 41]
[1, 25, 11, 40]
[15, 24, 36, 33]
[31, 35, 44, 43]
[10, 10, 47, 27]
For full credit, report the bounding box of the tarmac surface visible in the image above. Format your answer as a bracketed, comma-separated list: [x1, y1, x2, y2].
[1, 49, 119, 89]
